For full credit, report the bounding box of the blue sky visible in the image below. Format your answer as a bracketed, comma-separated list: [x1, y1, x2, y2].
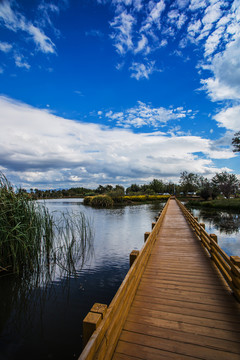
[0, 0, 239, 189]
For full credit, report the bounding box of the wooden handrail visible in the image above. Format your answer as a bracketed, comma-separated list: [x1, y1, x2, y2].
[175, 198, 240, 302]
[78, 197, 171, 360]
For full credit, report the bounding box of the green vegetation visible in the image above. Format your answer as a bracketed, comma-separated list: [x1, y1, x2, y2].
[0, 172, 92, 277]
[84, 194, 170, 207]
[84, 195, 114, 208]
[187, 198, 240, 211]
[5, 170, 240, 211]
[26, 171, 240, 203]
[232, 131, 240, 153]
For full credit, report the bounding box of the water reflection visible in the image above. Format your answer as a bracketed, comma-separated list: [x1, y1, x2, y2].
[188, 205, 240, 257]
[0, 200, 164, 360]
[191, 208, 240, 234]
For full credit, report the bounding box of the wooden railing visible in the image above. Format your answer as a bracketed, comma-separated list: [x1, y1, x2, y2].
[78, 197, 171, 360]
[176, 198, 240, 302]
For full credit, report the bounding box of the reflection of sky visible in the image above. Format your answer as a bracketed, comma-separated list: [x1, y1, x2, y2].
[39, 199, 162, 276]
[190, 208, 240, 257]
[1, 200, 163, 360]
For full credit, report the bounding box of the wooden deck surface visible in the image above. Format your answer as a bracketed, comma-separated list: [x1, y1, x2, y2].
[112, 198, 240, 360]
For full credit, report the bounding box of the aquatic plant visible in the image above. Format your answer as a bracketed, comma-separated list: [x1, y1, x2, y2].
[90, 195, 114, 208]
[83, 196, 93, 205]
[0, 172, 93, 278]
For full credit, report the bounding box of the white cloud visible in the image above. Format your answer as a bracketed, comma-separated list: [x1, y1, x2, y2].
[134, 34, 149, 53]
[189, 0, 207, 11]
[204, 25, 224, 57]
[0, 0, 56, 54]
[214, 105, 240, 131]
[35, 1, 62, 39]
[148, 0, 165, 28]
[110, 10, 136, 54]
[0, 96, 233, 188]
[168, 10, 187, 30]
[28, 24, 56, 53]
[105, 101, 193, 128]
[201, 37, 240, 101]
[175, 0, 190, 9]
[0, 41, 12, 52]
[130, 61, 157, 80]
[14, 54, 30, 69]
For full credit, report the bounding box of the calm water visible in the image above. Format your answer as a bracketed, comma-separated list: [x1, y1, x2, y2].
[188, 206, 240, 257]
[0, 199, 164, 360]
[0, 200, 239, 360]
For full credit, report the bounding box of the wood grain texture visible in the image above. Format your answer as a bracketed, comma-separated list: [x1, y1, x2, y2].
[114, 198, 240, 360]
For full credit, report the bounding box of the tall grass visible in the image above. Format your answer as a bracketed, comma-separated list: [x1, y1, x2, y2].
[84, 194, 114, 208]
[0, 172, 93, 279]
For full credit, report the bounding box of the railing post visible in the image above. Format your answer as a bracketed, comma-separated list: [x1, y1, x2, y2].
[199, 223, 205, 242]
[209, 234, 218, 258]
[130, 250, 139, 267]
[152, 222, 156, 229]
[83, 303, 108, 347]
[144, 232, 150, 243]
[210, 234, 218, 243]
[230, 256, 240, 301]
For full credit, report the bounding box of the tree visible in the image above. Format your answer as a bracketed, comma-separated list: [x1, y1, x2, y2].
[232, 131, 240, 153]
[179, 171, 200, 195]
[126, 183, 141, 194]
[149, 179, 164, 194]
[108, 185, 125, 198]
[211, 171, 239, 199]
[199, 178, 212, 200]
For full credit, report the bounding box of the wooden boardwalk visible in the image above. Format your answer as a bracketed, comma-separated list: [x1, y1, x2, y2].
[79, 198, 240, 360]
[112, 198, 240, 360]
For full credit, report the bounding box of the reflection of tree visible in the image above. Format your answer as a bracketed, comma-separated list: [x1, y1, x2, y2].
[197, 209, 240, 234]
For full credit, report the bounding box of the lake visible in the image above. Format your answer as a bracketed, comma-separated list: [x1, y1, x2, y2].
[0, 199, 239, 360]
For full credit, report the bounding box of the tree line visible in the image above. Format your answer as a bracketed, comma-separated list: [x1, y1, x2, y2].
[25, 171, 239, 201]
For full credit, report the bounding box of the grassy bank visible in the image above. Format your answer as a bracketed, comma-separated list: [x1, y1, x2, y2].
[187, 198, 240, 211]
[84, 194, 170, 207]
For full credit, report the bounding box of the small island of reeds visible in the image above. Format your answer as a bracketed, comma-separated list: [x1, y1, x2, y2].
[83, 194, 170, 208]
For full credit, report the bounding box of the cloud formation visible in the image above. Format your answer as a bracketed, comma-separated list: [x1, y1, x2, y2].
[0, 0, 56, 53]
[104, 101, 193, 128]
[214, 105, 240, 131]
[104, 0, 240, 111]
[0, 96, 234, 188]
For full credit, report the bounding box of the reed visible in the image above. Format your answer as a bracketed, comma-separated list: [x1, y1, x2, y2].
[0, 172, 93, 278]
[84, 194, 114, 208]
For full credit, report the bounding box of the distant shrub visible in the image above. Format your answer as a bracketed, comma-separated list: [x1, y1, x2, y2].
[83, 196, 93, 205]
[90, 195, 114, 208]
[123, 195, 169, 203]
[187, 198, 240, 211]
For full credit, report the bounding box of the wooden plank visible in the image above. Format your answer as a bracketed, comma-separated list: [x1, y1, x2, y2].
[134, 294, 240, 315]
[79, 198, 240, 360]
[123, 321, 240, 354]
[131, 299, 240, 323]
[119, 330, 240, 360]
[115, 340, 198, 360]
[126, 312, 240, 342]
[129, 306, 240, 332]
[137, 286, 234, 305]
